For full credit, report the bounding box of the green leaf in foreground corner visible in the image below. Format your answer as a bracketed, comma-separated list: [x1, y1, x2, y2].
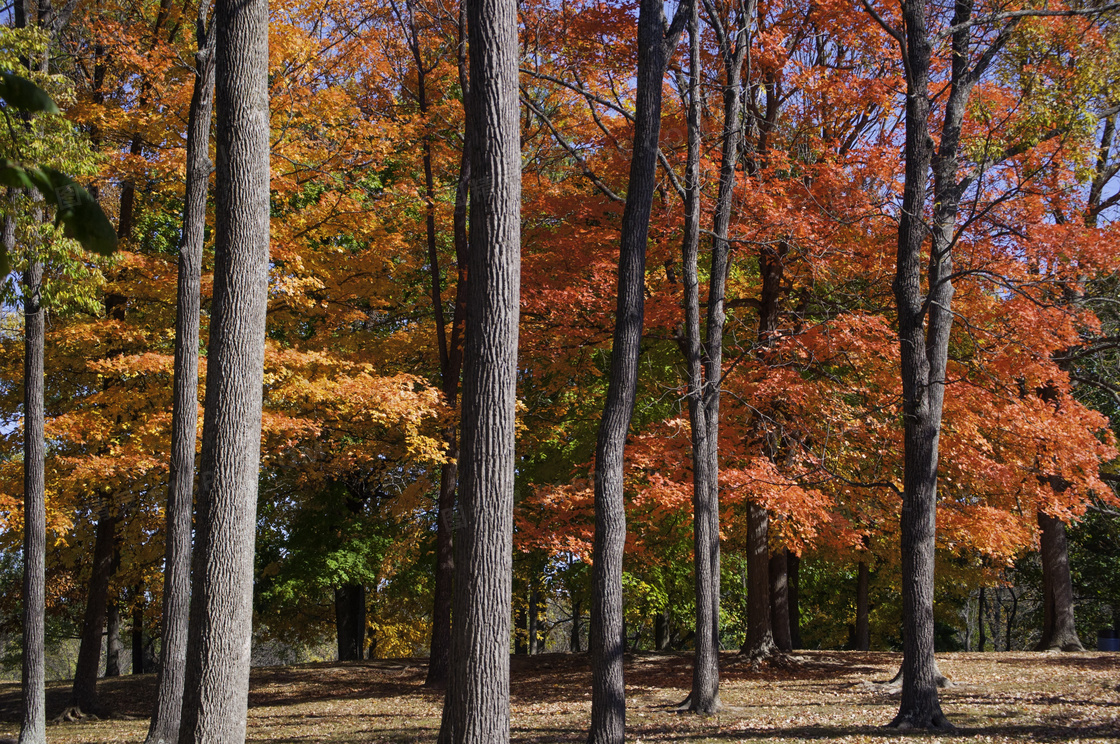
[0, 71, 60, 115]
[39, 167, 118, 256]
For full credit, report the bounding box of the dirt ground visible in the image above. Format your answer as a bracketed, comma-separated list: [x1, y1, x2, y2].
[0, 650, 1116, 742]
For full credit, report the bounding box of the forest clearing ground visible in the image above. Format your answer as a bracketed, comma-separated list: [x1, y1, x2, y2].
[0, 650, 1116, 742]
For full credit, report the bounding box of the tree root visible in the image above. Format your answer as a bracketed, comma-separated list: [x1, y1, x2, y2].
[887, 710, 956, 731]
[54, 705, 102, 723]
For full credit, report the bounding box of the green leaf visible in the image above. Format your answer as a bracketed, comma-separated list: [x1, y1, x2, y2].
[38, 167, 118, 256]
[0, 71, 60, 115]
[0, 160, 38, 192]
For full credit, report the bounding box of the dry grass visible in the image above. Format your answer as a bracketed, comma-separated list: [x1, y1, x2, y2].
[0, 650, 1117, 742]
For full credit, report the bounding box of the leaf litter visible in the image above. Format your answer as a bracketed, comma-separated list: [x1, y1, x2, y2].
[0, 650, 1116, 742]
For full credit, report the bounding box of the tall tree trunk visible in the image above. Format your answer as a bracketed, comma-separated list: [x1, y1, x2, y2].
[132, 584, 145, 674]
[787, 551, 801, 649]
[515, 607, 528, 655]
[529, 582, 541, 655]
[587, 2, 689, 739]
[335, 584, 366, 661]
[423, 0, 470, 689]
[978, 588, 986, 651]
[435, 0, 520, 737]
[146, 16, 213, 744]
[1034, 512, 1084, 651]
[742, 503, 775, 658]
[770, 550, 792, 653]
[855, 560, 870, 651]
[176, 0, 270, 735]
[18, 225, 46, 744]
[71, 513, 118, 714]
[106, 601, 124, 677]
[1006, 589, 1017, 652]
[679, 0, 718, 713]
[888, 0, 951, 724]
[116, 134, 144, 240]
[571, 594, 582, 653]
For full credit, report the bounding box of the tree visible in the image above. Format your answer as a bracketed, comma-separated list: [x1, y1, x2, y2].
[587, 0, 689, 738]
[146, 8, 213, 743]
[435, 0, 520, 736]
[176, 0, 269, 734]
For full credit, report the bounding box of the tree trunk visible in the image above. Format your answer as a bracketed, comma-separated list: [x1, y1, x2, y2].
[654, 607, 669, 651]
[515, 607, 528, 655]
[106, 601, 124, 677]
[146, 17, 213, 744]
[116, 134, 144, 240]
[787, 552, 801, 649]
[1006, 589, 1017, 652]
[435, 0, 520, 737]
[529, 583, 541, 655]
[587, 2, 688, 738]
[419, 0, 470, 690]
[18, 230, 46, 744]
[679, 0, 718, 713]
[1035, 512, 1084, 651]
[978, 587, 986, 651]
[770, 549, 792, 653]
[855, 560, 870, 651]
[176, 0, 270, 736]
[71, 513, 118, 714]
[571, 594, 582, 653]
[742, 502, 775, 658]
[132, 585, 145, 675]
[335, 584, 366, 661]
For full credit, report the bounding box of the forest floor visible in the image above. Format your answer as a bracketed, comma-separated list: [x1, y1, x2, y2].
[0, 650, 1117, 742]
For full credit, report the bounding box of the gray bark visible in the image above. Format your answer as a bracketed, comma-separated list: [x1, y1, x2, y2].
[885, 0, 1016, 726]
[1035, 512, 1084, 651]
[18, 230, 45, 744]
[132, 585, 145, 674]
[741, 503, 775, 657]
[106, 601, 124, 677]
[425, 0, 469, 689]
[679, 0, 718, 713]
[176, 0, 270, 735]
[71, 513, 118, 714]
[588, 1, 690, 739]
[146, 15, 213, 744]
[787, 551, 801, 649]
[770, 550, 792, 653]
[435, 0, 520, 736]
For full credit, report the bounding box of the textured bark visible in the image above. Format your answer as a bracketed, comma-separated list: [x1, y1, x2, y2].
[679, 0, 718, 714]
[889, 0, 947, 726]
[176, 0, 270, 736]
[855, 560, 870, 651]
[18, 234, 46, 744]
[769, 550, 792, 653]
[787, 552, 801, 649]
[146, 18, 213, 744]
[424, 1, 469, 689]
[742, 502, 775, 658]
[435, 0, 520, 737]
[106, 602, 124, 677]
[887, 0, 1015, 725]
[335, 584, 367, 661]
[654, 608, 669, 651]
[588, 1, 688, 739]
[1035, 512, 1084, 651]
[71, 513, 118, 714]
